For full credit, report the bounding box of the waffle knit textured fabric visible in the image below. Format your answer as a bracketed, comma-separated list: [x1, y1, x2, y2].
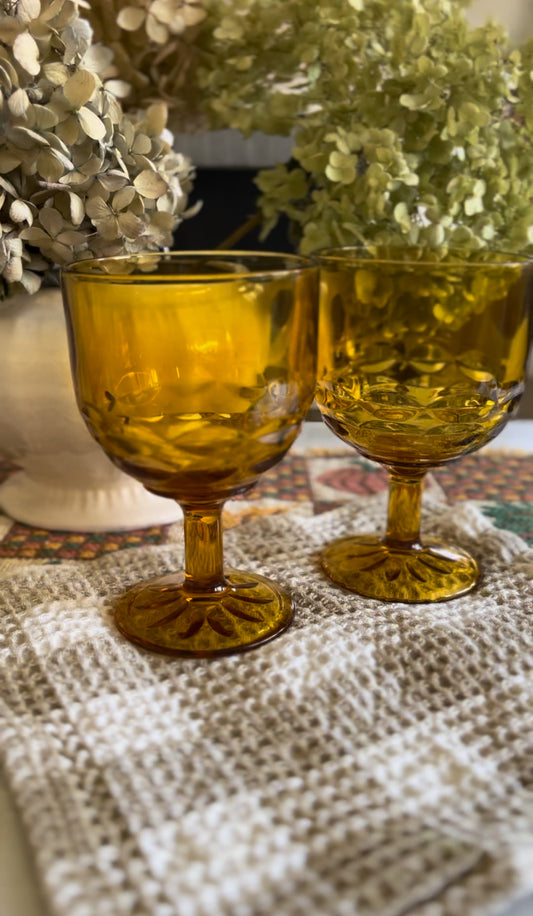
[1, 495, 533, 916]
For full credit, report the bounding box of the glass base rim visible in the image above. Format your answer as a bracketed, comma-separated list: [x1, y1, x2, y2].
[114, 568, 294, 658]
[321, 535, 480, 603]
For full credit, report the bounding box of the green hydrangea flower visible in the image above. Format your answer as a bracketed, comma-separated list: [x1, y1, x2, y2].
[197, 0, 533, 254]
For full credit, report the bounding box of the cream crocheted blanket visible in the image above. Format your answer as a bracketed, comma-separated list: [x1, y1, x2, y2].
[1, 494, 533, 916]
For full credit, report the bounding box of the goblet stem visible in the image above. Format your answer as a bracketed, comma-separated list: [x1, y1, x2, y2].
[321, 464, 480, 602]
[181, 502, 226, 593]
[385, 469, 425, 549]
[113, 495, 294, 656]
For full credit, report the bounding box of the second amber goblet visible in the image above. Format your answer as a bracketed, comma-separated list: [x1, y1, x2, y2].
[62, 252, 317, 656]
[316, 247, 531, 603]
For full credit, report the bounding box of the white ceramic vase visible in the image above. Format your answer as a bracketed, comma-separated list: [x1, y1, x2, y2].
[0, 288, 180, 531]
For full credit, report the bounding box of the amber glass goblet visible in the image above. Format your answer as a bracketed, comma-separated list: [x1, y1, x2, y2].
[316, 247, 531, 602]
[61, 251, 317, 656]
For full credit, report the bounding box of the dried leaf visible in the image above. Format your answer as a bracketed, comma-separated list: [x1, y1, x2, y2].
[39, 0, 72, 22]
[120, 119, 135, 149]
[79, 154, 105, 176]
[33, 104, 60, 129]
[0, 63, 14, 94]
[116, 6, 146, 31]
[64, 70, 97, 108]
[104, 79, 131, 99]
[0, 176, 18, 197]
[101, 93, 122, 123]
[133, 133, 152, 155]
[39, 207, 64, 237]
[144, 102, 168, 136]
[118, 211, 142, 237]
[101, 114, 115, 142]
[151, 209, 175, 228]
[20, 270, 41, 293]
[133, 154, 156, 172]
[37, 148, 72, 181]
[19, 227, 49, 244]
[95, 216, 120, 240]
[4, 256, 23, 283]
[85, 197, 111, 220]
[78, 106, 106, 140]
[113, 186, 136, 210]
[9, 200, 33, 225]
[8, 125, 49, 148]
[42, 62, 68, 86]
[8, 88, 30, 117]
[133, 169, 167, 199]
[0, 152, 20, 172]
[41, 130, 71, 156]
[48, 240, 72, 263]
[52, 149, 75, 173]
[146, 13, 168, 43]
[6, 238, 22, 257]
[47, 96, 70, 120]
[182, 4, 206, 26]
[17, 0, 41, 22]
[55, 116, 80, 146]
[155, 194, 176, 213]
[58, 171, 90, 187]
[97, 171, 129, 191]
[67, 191, 85, 226]
[57, 230, 87, 245]
[13, 32, 40, 77]
[0, 52, 20, 86]
[80, 44, 114, 74]
[150, 0, 176, 25]
[62, 19, 92, 66]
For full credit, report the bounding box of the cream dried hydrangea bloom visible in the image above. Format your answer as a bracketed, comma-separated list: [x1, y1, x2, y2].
[117, 0, 206, 43]
[87, 0, 207, 126]
[0, 0, 196, 300]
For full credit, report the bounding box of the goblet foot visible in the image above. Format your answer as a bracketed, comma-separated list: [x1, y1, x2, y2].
[321, 535, 479, 602]
[114, 569, 293, 657]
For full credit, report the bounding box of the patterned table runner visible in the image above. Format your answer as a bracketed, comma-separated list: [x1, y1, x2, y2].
[0, 447, 532, 561]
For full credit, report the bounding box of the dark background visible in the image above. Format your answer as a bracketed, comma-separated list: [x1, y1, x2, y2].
[173, 168, 292, 252]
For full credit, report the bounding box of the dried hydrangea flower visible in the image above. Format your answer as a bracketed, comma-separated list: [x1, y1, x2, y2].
[195, 0, 533, 257]
[86, 0, 207, 127]
[0, 0, 196, 301]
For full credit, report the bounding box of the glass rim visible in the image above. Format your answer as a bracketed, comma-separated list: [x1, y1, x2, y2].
[315, 245, 532, 269]
[61, 249, 317, 283]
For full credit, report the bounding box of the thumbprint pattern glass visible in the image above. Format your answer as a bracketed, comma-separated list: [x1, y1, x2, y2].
[316, 247, 531, 602]
[62, 251, 317, 656]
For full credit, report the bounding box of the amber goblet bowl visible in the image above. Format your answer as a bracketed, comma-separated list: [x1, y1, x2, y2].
[316, 246, 532, 603]
[61, 251, 318, 656]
